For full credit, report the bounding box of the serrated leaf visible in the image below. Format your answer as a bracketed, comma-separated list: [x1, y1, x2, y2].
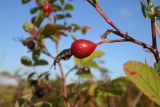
[21, 56, 32, 66]
[34, 59, 48, 66]
[124, 61, 160, 105]
[64, 3, 74, 10]
[33, 102, 52, 107]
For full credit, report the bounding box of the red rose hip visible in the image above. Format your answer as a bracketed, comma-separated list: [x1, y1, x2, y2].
[26, 40, 35, 50]
[71, 39, 97, 59]
[42, 4, 52, 14]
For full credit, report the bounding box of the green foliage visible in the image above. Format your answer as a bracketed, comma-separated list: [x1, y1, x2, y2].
[47, 0, 57, 4]
[34, 59, 48, 66]
[33, 11, 47, 28]
[141, 1, 148, 18]
[124, 61, 160, 105]
[30, 7, 39, 14]
[23, 22, 34, 32]
[41, 24, 66, 37]
[21, 0, 31, 4]
[52, 4, 62, 11]
[21, 56, 33, 66]
[154, 61, 160, 74]
[74, 50, 104, 68]
[64, 3, 74, 10]
[88, 0, 99, 4]
[33, 102, 52, 107]
[77, 70, 93, 78]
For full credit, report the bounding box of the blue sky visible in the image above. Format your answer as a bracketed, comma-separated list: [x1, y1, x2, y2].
[0, 0, 160, 81]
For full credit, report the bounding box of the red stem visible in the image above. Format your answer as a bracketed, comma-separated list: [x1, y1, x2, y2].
[55, 42, 71, 107]
[87, 1, 160, 62]
[151, 18, 157, 49]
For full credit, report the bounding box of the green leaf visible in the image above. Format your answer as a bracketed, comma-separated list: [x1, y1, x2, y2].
[33, 11, 46, 28]
[88, 0, 99, 4]
[74, 50, 104, 68]
[154, 6, 160, 17]
[23, 22, 34, 32]
[65, 13, 72, 18]
[56, 14, 65, 20]
[124, 61, 160, 105]
[32, 50, 40, 61]
[154, 62, 160, 74]
[52, 4, 62, 11]
[30, 7, 39, 14]
[33, 102, 52, 107]
[89, 84, 98, 96]
[111, 76, 130, 84]
[21, 0, 31, 4]
[64, 3, 74, 11]
[34, 59, 48, 66]
[50, 34, 59, 42]
[74, 59, 94, 68]
[82, 50, 105, 62]
[147, 0, 153, 6]
[21, 56, 32, 66]
[81, 27, 87, 34]
[76, 70, 93, 78]
[141, 1, 148, 18]
[41, 24, 66, 36]
[47, 0, 57, 4]
[83, 60, 99, 68]
[71, 35, 77, 41]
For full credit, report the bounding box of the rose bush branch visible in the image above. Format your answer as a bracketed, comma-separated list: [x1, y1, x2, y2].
[87, 0, 160, 62]
[55, 41, 71, 107]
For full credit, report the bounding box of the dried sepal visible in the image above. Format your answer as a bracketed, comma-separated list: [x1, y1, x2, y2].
[51, 48, 72, 69]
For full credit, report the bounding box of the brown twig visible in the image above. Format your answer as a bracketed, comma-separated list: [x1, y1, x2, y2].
[96, 39, 127, 46]
[86, 0, 160, 62]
